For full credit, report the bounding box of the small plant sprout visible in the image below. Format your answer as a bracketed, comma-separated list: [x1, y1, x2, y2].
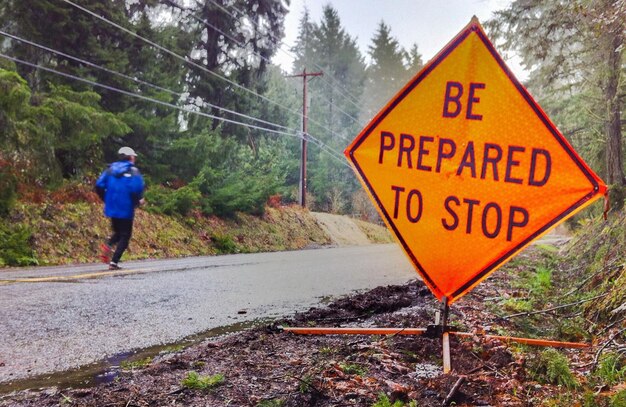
[339, 362, 367, 376]
[181, 371, 225, 391]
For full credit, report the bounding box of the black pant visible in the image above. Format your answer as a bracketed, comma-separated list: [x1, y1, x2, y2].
[108, 218, 134, 263]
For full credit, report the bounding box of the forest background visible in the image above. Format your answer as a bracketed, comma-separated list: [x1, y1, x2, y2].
[0, 0, 624, 260]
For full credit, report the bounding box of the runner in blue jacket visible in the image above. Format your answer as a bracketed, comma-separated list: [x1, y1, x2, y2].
[95, 146, 145, 270]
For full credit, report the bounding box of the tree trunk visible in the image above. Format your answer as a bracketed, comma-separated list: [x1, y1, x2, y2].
[604, 30, 625, 209]
[605, 35, 624, 185]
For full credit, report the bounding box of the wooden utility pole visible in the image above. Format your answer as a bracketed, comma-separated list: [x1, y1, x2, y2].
[288, 69, 323, 207]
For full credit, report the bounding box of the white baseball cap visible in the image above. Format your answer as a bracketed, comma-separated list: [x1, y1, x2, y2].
[118, 146, 137, 157]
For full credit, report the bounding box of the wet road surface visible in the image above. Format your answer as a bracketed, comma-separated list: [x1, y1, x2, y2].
[0, 244, 415, 385]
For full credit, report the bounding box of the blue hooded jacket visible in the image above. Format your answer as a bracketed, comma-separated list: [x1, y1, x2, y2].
[95, 160, 145, 219]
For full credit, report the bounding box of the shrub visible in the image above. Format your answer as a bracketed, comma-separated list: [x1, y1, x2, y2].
[211, 233, 237, 254]
[594, 353, 626, 387]
[339, 362, 367, 376]
[530, 266, 552, 295]
[181, 371, 224, 391]
[611, 389, 626, 407]
[527, 349, 578, 389]
[120, 357, 152, 371]
[0, 222, 37, 266]
[145, 185, 200, 216]
[256, 400, 285, 407]
[583, 391, 609, 407]
[371, 393, 416, 407]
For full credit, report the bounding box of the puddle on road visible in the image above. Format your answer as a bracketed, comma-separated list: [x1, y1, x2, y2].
[0, 319, 271, 395]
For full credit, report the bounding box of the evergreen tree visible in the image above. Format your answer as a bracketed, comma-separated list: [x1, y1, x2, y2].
[169, 0, 288, 138]
[0, 0, 133, 99]
[291, 5, 366, 213]
[361, 21, 409, 123]
[0, 0, 192, 178]
[406, 43, 424, 76]
[0, 63, 129, 184]
[488, 0, 625, 207]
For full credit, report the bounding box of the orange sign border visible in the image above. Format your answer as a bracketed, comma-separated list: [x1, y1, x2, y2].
[345, 19, 606, 303]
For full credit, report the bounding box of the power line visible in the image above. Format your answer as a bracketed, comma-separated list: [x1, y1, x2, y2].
[0, 30, 177, 98]
[170, 0, 361, 127]
[0, 52, 351, 168]
[61, 0, 351, 147]
[59, 0, 307, 128]
[0, 30, 296, 133]
[0, 52, 295, 138]
[214, 0, 366, 116]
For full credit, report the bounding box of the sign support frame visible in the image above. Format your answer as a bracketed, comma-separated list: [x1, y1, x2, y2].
[281, 308, 590, 376]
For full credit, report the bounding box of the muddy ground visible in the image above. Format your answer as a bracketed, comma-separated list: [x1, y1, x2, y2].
[0, 248, 597, 407]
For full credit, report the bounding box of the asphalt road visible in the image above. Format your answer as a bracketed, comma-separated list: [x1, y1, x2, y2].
[0, 244, 415, 385]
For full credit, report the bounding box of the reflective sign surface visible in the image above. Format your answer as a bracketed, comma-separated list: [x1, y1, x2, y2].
[345, 19, 607, 304]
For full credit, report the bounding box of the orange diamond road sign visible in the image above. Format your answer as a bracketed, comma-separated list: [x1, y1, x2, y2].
[344, 18, 607, 304]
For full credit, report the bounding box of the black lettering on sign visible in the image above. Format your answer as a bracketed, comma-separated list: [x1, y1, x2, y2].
[507, 206, 529, 241]
[391, 185, 405, 219]
[482, 202, 502, 239]
[442, 81, 486, 121]
[463, 198, 480, 234]
[406, 189, 423, 223]
[466, 83, 486, 120]
[442, 196, 460, 231]
[505, 146, 525, 184]
[442, 81, 463, 118]
[398, 133, 415, 168]
[442, 197, 530, 240]
[379, 131, 395, 164]
[480, 143, 503, 181]
[529, 148, 551, 186]
[392, 185, 423, 223]
[456, 141, 476, 178]
[417, 136, 434, 172]
[436, 138, 456, 172]
[378, 133, 551, 187]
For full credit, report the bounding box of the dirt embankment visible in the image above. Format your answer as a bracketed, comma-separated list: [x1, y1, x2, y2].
[3, 203, 391, 268]
[311, 212, 393, 246]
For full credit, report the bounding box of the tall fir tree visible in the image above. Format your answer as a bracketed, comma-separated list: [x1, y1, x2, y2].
[488, 0, 625, 207]
[291, 5, 366, 212]
[406, 43, 424, 77]
[361, 21, 410, 123]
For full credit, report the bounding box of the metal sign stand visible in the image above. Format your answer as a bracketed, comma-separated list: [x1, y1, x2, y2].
[281, 295, 589, 375]
[441, 297, 451, 374]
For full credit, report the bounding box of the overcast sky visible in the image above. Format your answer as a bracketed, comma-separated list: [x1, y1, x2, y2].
[272, 0, 527, 80]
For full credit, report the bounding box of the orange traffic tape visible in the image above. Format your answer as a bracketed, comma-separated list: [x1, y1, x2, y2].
[450, 331, 590, 349]
[281, 326, 590, 349]
[281, 327, 427, 336]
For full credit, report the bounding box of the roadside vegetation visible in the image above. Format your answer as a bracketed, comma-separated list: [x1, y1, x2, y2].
[1, 206, 624, 405]
[481, 205, 626, 406]
[0, 179, 395, 268]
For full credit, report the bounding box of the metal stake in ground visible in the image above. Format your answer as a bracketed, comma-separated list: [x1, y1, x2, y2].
[441, 297, 451, 374]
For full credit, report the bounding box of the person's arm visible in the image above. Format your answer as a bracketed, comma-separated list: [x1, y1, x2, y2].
[94, 170, 108, 202]
[130, 169, 145, 207]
